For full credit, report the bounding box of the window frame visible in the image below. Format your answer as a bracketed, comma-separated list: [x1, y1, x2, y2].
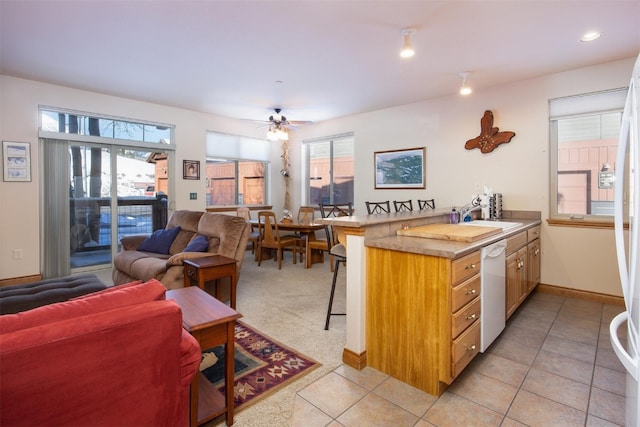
[205, 131, 271, 207]
[204, 158, 268, 206]
[303, 132, 354, 206]
[548, 89, 627, 228]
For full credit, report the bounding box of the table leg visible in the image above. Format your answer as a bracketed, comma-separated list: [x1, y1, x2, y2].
[230, 269, 237, 310]
[225, 321, 235, 426]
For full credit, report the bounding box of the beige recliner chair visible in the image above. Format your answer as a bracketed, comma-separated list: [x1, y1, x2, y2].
[112, 210, 250, 290]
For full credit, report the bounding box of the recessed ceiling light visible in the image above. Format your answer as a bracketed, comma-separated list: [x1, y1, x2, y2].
[580, 31, 602, 42]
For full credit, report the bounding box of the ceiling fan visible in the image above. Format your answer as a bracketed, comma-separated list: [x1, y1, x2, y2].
[254, 108, 312, 141]
[266, 108, 312, 128]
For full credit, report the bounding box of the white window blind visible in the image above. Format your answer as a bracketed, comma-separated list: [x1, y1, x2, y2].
[206, 132, 269, 161]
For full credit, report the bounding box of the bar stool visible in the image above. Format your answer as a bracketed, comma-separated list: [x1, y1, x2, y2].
[319, 203, 353, 330]
[365, 201, 390, 214]
[418, 199, 436, 210]
[393, 200, 413, 212]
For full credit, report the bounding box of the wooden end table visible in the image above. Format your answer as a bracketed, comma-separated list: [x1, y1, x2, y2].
[167, 287, 242, 427]
[183, 255, 238, 309]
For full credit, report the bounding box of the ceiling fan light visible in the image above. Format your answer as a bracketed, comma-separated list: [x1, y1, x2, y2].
[267, 126, 279, 141]
[277, 128, 289, 141]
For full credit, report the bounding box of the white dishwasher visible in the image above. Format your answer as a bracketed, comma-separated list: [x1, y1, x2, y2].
[480, 239, 507, 352]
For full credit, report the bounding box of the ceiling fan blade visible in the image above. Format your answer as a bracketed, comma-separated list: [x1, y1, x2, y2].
[286, 120, 313, 126]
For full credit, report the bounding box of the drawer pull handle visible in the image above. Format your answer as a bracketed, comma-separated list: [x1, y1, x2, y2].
[465, 263, 477, 270]
[534, 248, 540, 256]
[465, 289, 477, 295]
[465, 313, 477, 320]
[466, 344, 476, 352]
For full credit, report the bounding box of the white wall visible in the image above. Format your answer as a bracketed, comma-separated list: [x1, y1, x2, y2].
[0, 75, 284, 279]
[1, 57, 634, 296]
[291, 57, 636, 297]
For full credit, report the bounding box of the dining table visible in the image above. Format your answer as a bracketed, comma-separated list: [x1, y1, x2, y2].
[249, 219, 327, 268]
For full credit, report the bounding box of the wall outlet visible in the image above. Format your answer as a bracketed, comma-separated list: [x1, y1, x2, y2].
[189, 192, 197, 200]
[13, 249, 23, 260]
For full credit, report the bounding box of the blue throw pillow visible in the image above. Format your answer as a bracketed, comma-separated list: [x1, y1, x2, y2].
[183, 234, 209, 252]
[137, 227, 181, 254]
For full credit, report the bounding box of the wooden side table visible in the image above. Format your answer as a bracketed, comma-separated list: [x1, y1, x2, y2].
[183, 255, 238, 309]
[167, 287, 242, 427]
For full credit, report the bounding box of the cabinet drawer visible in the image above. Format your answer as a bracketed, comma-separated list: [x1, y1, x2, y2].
[451, 251, 481, 285]
[452, 297, 481, 338]
[506, 231, 527, 255]
[527, 225, 540, 242]
[452, 275, 481, 313]
[451, 319, 480, 378]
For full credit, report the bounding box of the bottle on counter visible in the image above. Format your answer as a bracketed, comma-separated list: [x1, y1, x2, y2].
[449, 208, 459, 224]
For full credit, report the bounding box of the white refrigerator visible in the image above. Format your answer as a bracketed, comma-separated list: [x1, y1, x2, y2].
[610, 53, 640, 427]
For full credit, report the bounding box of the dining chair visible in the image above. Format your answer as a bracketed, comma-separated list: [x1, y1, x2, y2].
[418, 199, 436, 210]
[256, 211, 298, 270]
[237, 207, 259, 254]
[365, 200, 390, 214]
[295, 206, 316, 263]
[319, 202, 353, 330]
[393, 200, 413, 213]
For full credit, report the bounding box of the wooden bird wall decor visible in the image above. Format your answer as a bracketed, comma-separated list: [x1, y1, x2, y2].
[465, 110, 516, 154]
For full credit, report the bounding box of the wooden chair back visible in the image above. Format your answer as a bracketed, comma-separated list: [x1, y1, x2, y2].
[297, 206, 315, 225]
[257, 211, 279, 246]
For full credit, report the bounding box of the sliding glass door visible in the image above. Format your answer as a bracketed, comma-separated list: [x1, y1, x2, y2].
[40, 108, 175, 278]
[68, 146, 162, 270]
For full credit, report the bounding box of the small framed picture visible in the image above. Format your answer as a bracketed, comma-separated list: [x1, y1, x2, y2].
[183, 160, 200, 180]
[374, 147, 425, 189]
[3, 141, 31, 182]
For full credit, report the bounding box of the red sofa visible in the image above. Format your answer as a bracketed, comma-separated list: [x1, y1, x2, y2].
[0, 279, 201, 427]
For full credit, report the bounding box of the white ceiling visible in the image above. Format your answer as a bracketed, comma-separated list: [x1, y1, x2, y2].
[1, 1, 639, 125]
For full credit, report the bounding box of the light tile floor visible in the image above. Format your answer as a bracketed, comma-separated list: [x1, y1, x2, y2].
[293, 291, 628, 427]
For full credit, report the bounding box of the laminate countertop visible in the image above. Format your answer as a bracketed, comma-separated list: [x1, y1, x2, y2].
[365, 219, 541, 259]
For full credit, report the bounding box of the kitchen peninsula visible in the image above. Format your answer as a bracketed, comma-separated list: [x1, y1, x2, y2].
[317, 209, 541, 396]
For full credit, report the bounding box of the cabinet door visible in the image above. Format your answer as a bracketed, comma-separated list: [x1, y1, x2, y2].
[527, 239, 541, 293]
[506, 252, 519, 320]
[506, 247, 527, 319]
[516, 246, 528, 305]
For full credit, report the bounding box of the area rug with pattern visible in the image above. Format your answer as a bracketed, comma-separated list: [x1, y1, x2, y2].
[199, 321, 321, 412]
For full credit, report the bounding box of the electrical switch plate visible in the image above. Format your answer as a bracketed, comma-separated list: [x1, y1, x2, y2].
[189, 192, 197, 200]
[13, 249, 23, 259]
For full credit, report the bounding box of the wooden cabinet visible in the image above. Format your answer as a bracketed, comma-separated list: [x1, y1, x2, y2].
[527, 225, 541, 295]
[366, 247, 481, 396]
[505, 226, 541, 319]
[506, 246, 527, 319]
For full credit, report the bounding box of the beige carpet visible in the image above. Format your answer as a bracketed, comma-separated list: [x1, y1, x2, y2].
[209, 250, 346, 426]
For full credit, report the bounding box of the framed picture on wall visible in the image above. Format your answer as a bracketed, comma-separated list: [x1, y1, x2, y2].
[374, 147, 425, 189]
[183, 160, 200, 180]
[3, 141, 31, 182]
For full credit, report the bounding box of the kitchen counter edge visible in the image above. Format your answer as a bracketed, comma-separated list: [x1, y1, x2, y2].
[365, 219, 541, 259]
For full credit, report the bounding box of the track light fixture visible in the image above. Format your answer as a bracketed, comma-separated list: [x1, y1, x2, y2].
[459, 72, 472, 96]
[400, 27, 416, 58]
